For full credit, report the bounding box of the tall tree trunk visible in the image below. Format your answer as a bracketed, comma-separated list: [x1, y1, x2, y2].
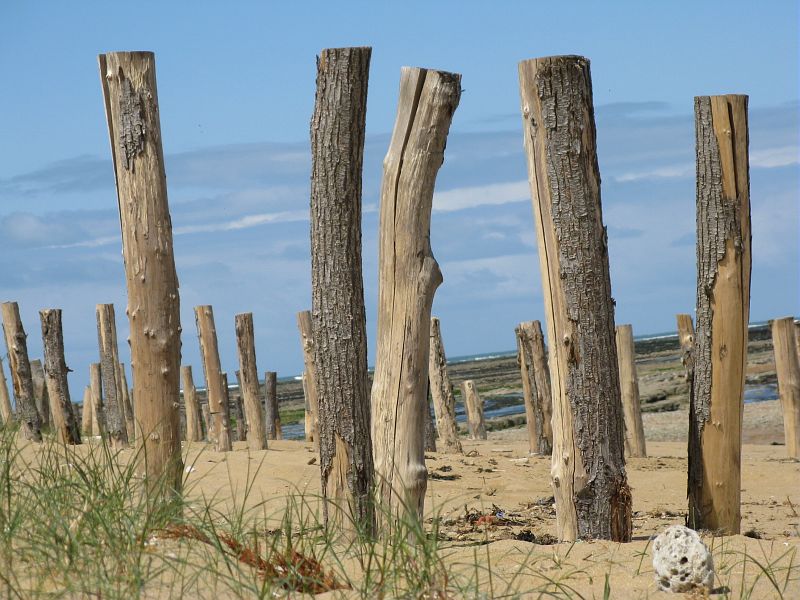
[264, 371, 281, 440]
[771, 317, 800, 458]
[99, 51, 183, 493]
[194, 305, 232, 451]
[516, 321, 552, 455]
[0, 358, 12, 425]
[39, 309, 81, 444]
[96, 304, 127, 448]
[460, 380, 487, 440]
[310, 47, 374, 534]
[1, 302, 42, 441]
[371, 66, 461, 526]
[89, 362, 105, 438]
[518, 55, 631, 542]
[296, 311, 320, 451]
[118, 364, 135, 442]
[615, 324, 646, 457]
[688, 95, 750, 534]
[181, 365, 202, 442]
[30, 359, 51, 429]
[428, 317, 462, 454]
[235, 313, 267, 450]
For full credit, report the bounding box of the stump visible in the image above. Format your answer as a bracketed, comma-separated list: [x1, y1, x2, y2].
[428, 317, 462, 454]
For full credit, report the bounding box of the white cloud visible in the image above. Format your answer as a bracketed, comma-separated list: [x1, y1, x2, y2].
[750, 145, 799, 168]
[615, 163, 693, 183]
[433, 180, 529, 212]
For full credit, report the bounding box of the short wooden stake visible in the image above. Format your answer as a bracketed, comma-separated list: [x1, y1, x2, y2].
[519, 55, 631, 541]
[424, 388, 437, 453]
[181, 365, 202, 443]
[39, 309, 81, 444]
[428, 317, 462, 454]
[371, 66, 461, 525]
[96, 304, 127, 448]
[264, 371, 281, 440]
[460, 380, 486, 440]
[235, 313, 267, 450]
[201, 403, 211, 441]
[771, 317, 800, 458]
[615, 325, 647, 457]
[194, 305, 232, 452]
[516, 321, 553, 455]
[30, 359, 51, 429]
[81, 386, 93, 435]
[220, 372, 232, 445]
[0, 358, 12, 425]
[1, 302, 42, 441]
[302, 371, 314, 443]
[118, 364, 135, 442]
[89, 362, 104, 438]
[676, 314, 695, 387]
[232, 371, 247, 442]
[296, 311, 320, 451]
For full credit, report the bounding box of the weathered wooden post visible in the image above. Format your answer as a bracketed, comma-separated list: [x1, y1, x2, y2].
[795, 321, 800, 364]
[615, 324, 647, 457]
[118, 364, 135, 441]
[516, 321, 552, 455]
[529, 321, 554, 448]
[96, 304, 127, 448]
[428, 317, 462, 454]
[30, 360, 51, 429]
[181, 366, 202, 442]
[232, 371, 247, 442]
[194, 305, 232, 452]
[81, 387, 93, 435]
[460, 380, 487, 440]
[371, 66, 461, 525]
[296, 311, 320, 450]
[302, 372, 314, 442]
[89, 362, 104, 438]
[771, 317, 800, 458]
[424, 391, 437, 453]
[39, 309, 81, 444]
[0, 358, 12, 425]
[687, 94, 750, 534]
[519, 55, 632, 541]
[235, 313, 267, 451]
[201, 403, 211, 441]
[99, 51, 183, 492]
[676, 314, 695, 385]
[309, 45, 375, 533]
[264, 371, 281, 440]
[1, 302, 42, 441]
[221, 372, 233, 444]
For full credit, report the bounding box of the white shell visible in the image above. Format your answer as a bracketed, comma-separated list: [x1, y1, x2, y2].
[652, 525, 714, 593]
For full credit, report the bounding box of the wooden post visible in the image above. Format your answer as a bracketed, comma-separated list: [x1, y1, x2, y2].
[676, 314, 695, 383]
[310, 46, 374, 532]
[96, 304, 127, 448]
[264, 371, 280, 440]
[771, 317, 800, 458]
[519, 55, 631, 541]
[371, 66, 461, 525]
[81, 386, 93, 435]
[30, 359, 51, 429]
[1, 302, 42, 441]
[232, 371, 247, 442]
[221, 372, 232, 445]
[296, 311, 320, 451]
[39, 309, 81, 444]
[99, 51, 183, 492]
[194, 305, 232, 452]
[302, 371, 314, 443]
[201, 403, 211, 442]
[428, 317, 462, 454]
[688, 95, 750, 534]
[118, 364, 135, 442]
[516, 321, 552, 455]
[235, 313, 267, 451]
[0, 358, 12, 425]
[795, 321, 800, 364]
[181, 366, 202, 443]
[89, 362, 104, 438]
[424, 388, 437, 453]
[460, 380, 487, 440]
[615, 325, 647, 457]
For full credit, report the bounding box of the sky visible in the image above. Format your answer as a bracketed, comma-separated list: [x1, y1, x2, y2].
[0, 1, 798, 394]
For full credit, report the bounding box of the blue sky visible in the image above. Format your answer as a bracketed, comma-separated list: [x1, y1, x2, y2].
[0, 1, 798, 392]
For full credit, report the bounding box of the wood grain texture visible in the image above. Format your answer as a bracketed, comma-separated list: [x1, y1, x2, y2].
[688, 95, 750, 534]
[195, 305, 232, 452]
[1, 302, 42, 441]
[371, 66, 461, 526]
[99, 51, 182, 492]
[519, 55, 631, 541]
[39, 309, 81, 444]
[96, 304, 127, 448]
[428, 317, 462, 454]
[460, 380, 486, 440]
[516, 321, 552, 455]
[235, 313, 267, 451]
[181, 365, 202, 442]
[615, 325, 646, 457]
[771, 317, 800, 458]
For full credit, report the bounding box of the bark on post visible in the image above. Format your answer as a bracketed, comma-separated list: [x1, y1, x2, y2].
[194, 305, 232, 452]
[519, 55, 632, 541]
[235, 313, 267, 450]
[615, 325, 647, 457]
[371, 66, 461, 525]
[310, 46, 374, 532]
[118, 364, 135, 441]
[296, 311, 320, 451]
[39, 309, 81, 444]
[89, 362, 104, 438]
[516, 321, 553, 455]
[460, 380, 487, 440]
[428, 317, 462, 454]
[0, 358, 12, 425]
[96, 304, 127, 448]
[771, 317, 800, 458]
[99, 51, 183, 493]
[81, 387, 93, 436]
[181, 366, 202, 443]
[264, 371, 281, 440]
[688, 95, 750, 534]
[1, 302, 42, 441]
[30, 360, 50, 429]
